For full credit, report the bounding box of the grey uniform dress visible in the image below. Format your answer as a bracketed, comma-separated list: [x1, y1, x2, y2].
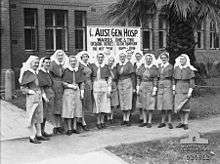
[173, 66, 195, 112]
[20, 70, 43, 127]
[137, 64, 158, 111]
[157, 63, 174, 111]
[50, 61, 64, 115]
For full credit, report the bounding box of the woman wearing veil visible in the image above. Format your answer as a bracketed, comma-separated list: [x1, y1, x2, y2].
[173, 54, 197, 130]
[116, 52, 135, 126]
[62, 55, 86, 135]
[50, 50, 69, 134]
[76, 51, 92, 131]
[38, 56, 54, 137]
[107, 56, 119, 123]
[136, 53, 158, 128]
[91, 52, 112, 129]
[19, 56, 49, 144]
[156, 52, 174, 129]
[132, 51, 144, 123]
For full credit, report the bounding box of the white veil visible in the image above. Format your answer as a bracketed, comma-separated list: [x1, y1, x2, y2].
[19, 55, 39, 83]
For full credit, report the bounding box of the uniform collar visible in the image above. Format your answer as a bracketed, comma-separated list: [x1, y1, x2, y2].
[161, 62, 169, 68]
[29, 68, 37, 75]
[41, 67, 49, 73]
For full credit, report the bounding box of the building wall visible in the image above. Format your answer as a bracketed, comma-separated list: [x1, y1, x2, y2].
[1, 0, 220, 87]
[1, 0, 11, 69]
[9, 0, 90, 85]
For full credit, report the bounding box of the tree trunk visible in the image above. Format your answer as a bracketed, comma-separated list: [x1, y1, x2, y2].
[166, 12, 196, 65]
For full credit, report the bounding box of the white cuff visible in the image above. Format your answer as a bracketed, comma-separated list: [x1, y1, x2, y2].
[153, 87, 157, 93]
[172, 85, 176, 91]
[81, 90, 84, 97]
[42, 93, 47, 100]
[188, 88, 193, 95]
[108, 86, 112, 93]
[28, 90, 35, 95]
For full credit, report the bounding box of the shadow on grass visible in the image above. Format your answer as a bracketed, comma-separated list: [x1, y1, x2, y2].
[106, 131, 220, 164]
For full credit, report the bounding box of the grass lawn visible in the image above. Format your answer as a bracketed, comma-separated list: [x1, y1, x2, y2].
[106, 131, 220, 164]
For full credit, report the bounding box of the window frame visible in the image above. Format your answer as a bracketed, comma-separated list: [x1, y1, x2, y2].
[158, 16, 167, 49]
[74, 10, 87, 51]
[142, 17, 153, 50]
[210, 20, 220, 50]
[24, 8, 38, 51]
[195, 22, 205, 49]
[45, 9, 68, 51]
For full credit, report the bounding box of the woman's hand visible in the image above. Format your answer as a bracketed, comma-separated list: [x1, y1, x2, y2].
[67, 84, 78, 90]
[136, 86, 140, 95]
[152, 87, 157, 96]
[187, 88, 193, 98]
[172, 85, 176, 95]
[28, 90, 36, 95]
[80, 90, 84, 99]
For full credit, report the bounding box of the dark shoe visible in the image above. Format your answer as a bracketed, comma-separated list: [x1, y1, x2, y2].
[57, 127, 65, 134]
[36, 135, 50, 141]
[42, 131, 52, 137]
[29, 137, 41, 144]
[97, 124, 102, 129]
[121, 121, 126, 126]
[108, 119, 113, 124]
[139, 123, 147, 127]
[53, 127, 58, 134]
[158, 123, 166, 128]
[66, 130, 72, 136]
[146, 123, 152, 128]
[168, 123, 173, 129]
[72, 129, 80, 134]
[101, 123, 106, 128]
[126, 121, 131, 126]
[176, 123, 184, 128]
[82, 125, 90, 131]
[183, 124, 189, 130]
[139, 119, 143, 123]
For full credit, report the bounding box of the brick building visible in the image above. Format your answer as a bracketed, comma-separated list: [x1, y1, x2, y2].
[1, 0, 220, 88]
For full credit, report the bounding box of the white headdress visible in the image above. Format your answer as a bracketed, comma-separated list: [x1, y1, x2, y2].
[118, 52, 128, 66]
[63, 55, 79, 72]
[143, 53, 157, 68]
[133, 51, 144, 68]
[50, 50, 69, 66]
[157, 51, 170, 67]
[76, 51, 91, 66]
[107, 55, 117, 69]
[37, 57, 45, 73]
[94, 52, 106, 67]
[19, 55, 39, 83]
[174, 54, 197, 71]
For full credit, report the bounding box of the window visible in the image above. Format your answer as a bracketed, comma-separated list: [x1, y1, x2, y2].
[195, 23, 205, 49]
[210, 21, 220, 49]
[75, 11, 86, 50]
[142, 17, 153, 50]
[158, 16, 167, 49]
[24, 8, 38, 50]
[45, 10, 68, 51]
